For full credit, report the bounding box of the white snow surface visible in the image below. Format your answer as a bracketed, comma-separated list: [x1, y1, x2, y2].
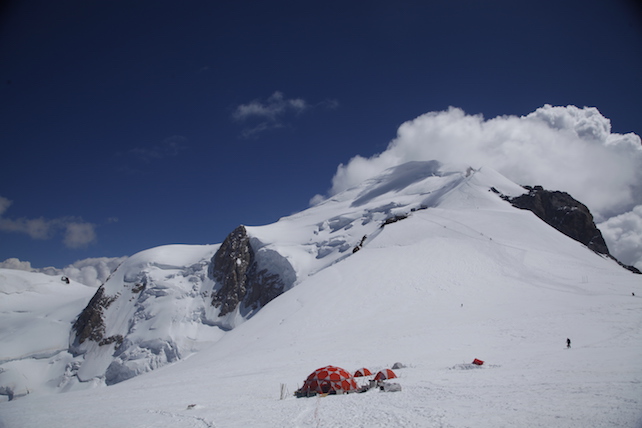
[0, 270, 95, 399]
[1, 161, 641, 427]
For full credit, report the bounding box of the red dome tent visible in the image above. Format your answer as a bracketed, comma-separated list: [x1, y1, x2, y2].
[298, 366, 358, 396]
[353, 368, 372, 377]
[374, 368, 397, 381]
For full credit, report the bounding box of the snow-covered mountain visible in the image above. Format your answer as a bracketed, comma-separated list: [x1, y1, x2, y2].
[1, 161, 640, 427]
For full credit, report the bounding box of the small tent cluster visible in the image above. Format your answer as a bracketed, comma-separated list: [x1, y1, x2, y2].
[295, 365, 399, 397]
[296, 366, 358, 397]
[354, 367, 397, 381]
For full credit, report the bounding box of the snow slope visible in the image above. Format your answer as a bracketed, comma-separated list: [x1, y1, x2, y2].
[1, 161, 640, 427]
[0, 270, 95, 400]
[48, 161, 496, 390]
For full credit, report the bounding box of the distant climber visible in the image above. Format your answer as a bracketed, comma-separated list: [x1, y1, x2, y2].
[566, 338, 571, 348]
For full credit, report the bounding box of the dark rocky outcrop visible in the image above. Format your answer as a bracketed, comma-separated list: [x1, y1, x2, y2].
[71, 285, 118, 348]
[208, 226, 253, 316]
[508, 186, 609, 255]
[381, 213, 409, 228]
[505, 186, 640, 274]
[208, 225, 292, 317]
[353, 235, 367, 253]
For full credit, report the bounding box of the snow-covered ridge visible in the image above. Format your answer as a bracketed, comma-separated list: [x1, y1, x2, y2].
[247, 161, 524, 280]
[68, 161, 497, 388]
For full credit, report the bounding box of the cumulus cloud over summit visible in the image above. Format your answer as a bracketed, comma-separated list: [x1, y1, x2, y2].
[322, 105, 642, 270]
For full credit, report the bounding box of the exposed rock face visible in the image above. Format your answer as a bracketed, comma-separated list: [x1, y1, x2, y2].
[508, 186, 609, 255]
[208, 225, 294, 317]
[71, 285, 117, 348]
[505, 186, 640, 274]
[208, 226, 253, 316]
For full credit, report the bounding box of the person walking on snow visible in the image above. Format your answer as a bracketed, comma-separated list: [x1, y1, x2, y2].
[566, 338, 571, 348]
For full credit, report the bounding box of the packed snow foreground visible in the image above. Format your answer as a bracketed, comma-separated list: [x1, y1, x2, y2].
[1, 161, 641, 427]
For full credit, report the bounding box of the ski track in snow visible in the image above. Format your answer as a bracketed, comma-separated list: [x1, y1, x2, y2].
[149, 409, 216, 428]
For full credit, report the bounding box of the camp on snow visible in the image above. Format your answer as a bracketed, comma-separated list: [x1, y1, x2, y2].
[295, 366, 400, 397]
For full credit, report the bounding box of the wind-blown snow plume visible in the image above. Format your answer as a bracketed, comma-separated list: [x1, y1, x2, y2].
[318, 105, 642, 269]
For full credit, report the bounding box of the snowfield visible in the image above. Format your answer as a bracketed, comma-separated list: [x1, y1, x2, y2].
[0, 270, 96, 400]
[0, 162, 640, 427]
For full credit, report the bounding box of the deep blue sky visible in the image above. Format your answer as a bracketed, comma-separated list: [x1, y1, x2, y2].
[1, 0, 641, 268]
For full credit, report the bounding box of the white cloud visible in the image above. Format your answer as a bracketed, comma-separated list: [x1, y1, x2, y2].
[59, 256, 128, 287]
[0, 257, 33, 271]
[0, 256, 128, 287]
[599, 206, 642, 271]
[319, 105, 642, 269]
[232, 91, 338, 138]
[0, 216, 58, 239]
[64, 222, 97, 248]
[0, 196, 12, 215]
[233, 91, 307, 121]
[0, 196, 97, 248]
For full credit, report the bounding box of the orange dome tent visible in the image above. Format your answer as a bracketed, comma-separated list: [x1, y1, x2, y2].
[299, 366, 358, 396]
[374, 368, 397, 381]
[354, 368, 372, 377]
